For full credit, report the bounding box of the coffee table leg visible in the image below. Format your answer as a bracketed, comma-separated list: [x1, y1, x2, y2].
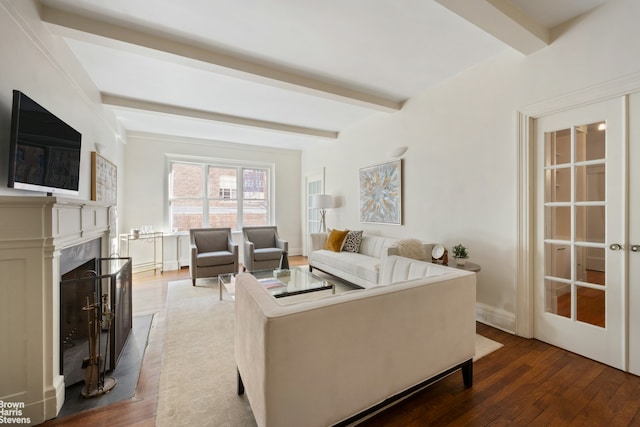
[218, 277, 222, 300]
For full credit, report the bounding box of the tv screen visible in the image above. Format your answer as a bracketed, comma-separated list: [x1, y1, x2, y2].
[8, 90, 82, 196]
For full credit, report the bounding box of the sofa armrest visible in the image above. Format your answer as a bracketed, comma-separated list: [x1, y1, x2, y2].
[309, 232, 328, 251]
[190, 244, 197, 269]
[276, 238, 288, 252]
[243, 240, 255, 270]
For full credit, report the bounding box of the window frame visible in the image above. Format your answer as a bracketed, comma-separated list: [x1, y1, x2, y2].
[167, 156, 274, 231]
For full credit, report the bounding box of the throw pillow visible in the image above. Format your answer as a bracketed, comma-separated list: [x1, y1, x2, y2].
[342, 230, 363, 253]
[324, 229, 349, 252]
[394, 238, 428, 261]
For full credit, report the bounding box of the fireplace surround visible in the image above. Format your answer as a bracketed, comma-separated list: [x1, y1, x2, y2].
[0, 196, 113, 425]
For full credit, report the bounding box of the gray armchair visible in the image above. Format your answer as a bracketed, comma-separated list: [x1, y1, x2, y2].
[190, 228, 238, 286]
[242, 226, 288, 272]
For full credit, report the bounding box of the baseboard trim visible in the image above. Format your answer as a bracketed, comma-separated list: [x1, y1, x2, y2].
[476, 303, 516, 334]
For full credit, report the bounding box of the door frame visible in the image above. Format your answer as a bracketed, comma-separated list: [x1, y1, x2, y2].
[516, 71, 640, 339]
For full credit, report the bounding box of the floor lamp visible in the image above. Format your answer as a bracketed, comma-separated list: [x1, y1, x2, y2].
[310, 194, 334, 232]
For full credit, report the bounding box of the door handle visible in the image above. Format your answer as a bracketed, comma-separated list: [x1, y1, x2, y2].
[609, 243, 623, 251]
[632, 245, 640, 252]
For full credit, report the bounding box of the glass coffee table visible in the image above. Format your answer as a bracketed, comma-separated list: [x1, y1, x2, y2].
[218, 266, 335, 300]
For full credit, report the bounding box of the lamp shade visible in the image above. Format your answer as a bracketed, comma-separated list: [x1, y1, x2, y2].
[309, 194, 334, 209]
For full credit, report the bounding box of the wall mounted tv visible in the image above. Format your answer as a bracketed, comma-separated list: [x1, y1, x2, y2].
[7, 90, 82, 196]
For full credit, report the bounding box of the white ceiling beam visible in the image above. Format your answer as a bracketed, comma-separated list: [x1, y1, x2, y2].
[40, 5, 401, 113]
[435, 0, 550, 55]
[101, 94, 338, 139]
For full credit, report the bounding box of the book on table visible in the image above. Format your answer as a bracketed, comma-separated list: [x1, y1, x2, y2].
[258, 278, 287, 289]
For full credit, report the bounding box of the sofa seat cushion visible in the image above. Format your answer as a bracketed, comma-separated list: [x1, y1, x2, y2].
[196, 251, 234, 267]
[311, 249, 379, 284]
[254, 247, 283, 261]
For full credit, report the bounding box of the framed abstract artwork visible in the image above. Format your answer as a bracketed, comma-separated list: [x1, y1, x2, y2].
[91, 151, 117, 205]
[359, 159, 402, 225]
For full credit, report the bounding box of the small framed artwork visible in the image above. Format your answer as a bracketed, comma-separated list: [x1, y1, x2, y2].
[91, 151, 117, 205]
[359, 159, 402, 225]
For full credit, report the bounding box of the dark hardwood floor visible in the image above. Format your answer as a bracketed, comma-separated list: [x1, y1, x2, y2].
[40, 259, 640, 426]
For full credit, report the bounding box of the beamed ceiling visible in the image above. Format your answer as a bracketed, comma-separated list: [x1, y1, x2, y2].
[38, 0, 609, 150]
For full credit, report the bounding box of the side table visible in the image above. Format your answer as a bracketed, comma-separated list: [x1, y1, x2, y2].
[433, 261, 481, 272]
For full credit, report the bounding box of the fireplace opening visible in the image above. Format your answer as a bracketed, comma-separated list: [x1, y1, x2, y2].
[59, 239, 133, 388]
[61, 258, 100, 386]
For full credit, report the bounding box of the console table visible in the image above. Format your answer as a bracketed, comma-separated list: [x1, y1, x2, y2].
[119, 231, 163, 273]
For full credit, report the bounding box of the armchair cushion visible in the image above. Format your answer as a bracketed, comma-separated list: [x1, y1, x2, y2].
[254, 247, 283, 261]
[196, 251, 235, 267]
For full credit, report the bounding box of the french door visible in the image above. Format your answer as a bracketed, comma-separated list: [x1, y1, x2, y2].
[534, 97, 626, 369]
[304, 171, 324, 255]
[629, 93, 640, 375]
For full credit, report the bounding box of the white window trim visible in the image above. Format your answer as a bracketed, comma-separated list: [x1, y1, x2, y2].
[165, 154, 275, 231]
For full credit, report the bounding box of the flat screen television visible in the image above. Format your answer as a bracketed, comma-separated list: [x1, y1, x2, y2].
[7, 90, 82, 196]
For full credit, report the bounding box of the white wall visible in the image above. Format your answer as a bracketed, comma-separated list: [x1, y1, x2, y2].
[0, 0, 124, 202]
[122, 133, 302, 256]
[301, 0, 640, 332]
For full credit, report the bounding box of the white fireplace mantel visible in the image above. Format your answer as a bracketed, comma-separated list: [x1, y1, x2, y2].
[0, 196, 112, 425]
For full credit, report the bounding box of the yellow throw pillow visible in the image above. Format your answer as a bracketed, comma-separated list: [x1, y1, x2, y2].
[324, 229, 349, 252]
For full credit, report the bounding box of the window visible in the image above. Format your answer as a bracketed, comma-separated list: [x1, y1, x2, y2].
[169, 161, 270, 231]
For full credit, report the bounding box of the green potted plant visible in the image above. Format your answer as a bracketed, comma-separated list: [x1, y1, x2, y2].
[451, 243, 469, 266]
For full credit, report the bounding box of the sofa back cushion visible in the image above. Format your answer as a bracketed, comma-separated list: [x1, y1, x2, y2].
[380, 255, 451, 285]
[359, 234, 397, 258]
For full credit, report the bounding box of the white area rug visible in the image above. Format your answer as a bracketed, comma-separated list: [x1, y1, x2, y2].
[155, 278, 502, 426]
[474, 333, 503, 361]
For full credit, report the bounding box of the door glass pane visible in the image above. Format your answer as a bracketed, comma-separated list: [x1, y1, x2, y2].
[584, 254, 606, 286]
[307, 179, 322, 233]
[576, 285, 605, 327]
[575, 165, 605, 202]
[545, 279, 571, 319]
[575, 122, 606, 162]
[545, 206, 571, 240]
[545, 167, 571, 203]
[575, 206, 605, 243]
[545, 129, 571, 166]
[545, 243, 570, 280]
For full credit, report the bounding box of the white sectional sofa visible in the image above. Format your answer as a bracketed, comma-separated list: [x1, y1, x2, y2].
[235, 255, 476, 427]
[308, 232, 433, 288]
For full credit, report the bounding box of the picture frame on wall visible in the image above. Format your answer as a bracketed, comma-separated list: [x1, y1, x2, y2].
[359, 159, 402, 225]
[91, 151, 117, 206]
